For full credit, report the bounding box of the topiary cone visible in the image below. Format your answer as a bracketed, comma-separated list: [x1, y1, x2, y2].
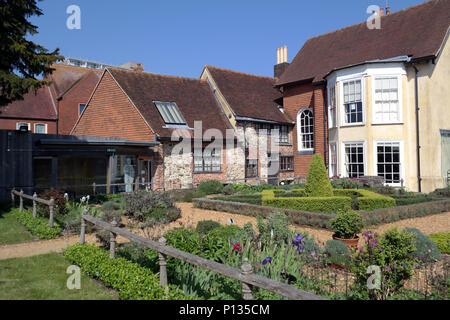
[305, 154, 333, 197]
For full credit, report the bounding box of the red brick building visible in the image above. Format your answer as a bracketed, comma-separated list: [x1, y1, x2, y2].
[72, 68, 243, 191]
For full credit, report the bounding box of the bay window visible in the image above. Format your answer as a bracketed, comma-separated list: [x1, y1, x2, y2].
[376, 141, 401, 185]
[343, 80, 363, 124]
[343, 142, 365, 178]
[374, 77, 400, 123]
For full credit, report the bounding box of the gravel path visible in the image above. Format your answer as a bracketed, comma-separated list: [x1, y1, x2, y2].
[1, 203, 449, 260]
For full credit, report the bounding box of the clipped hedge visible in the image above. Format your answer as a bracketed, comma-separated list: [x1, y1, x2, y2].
[13, 208, 61, 239]
[304, 154, 334, 197]
[428, 233, 450, 254]
[333, 189, 396, 211]
[193, 198, 335, 229]
[262, 190, 351, 213]
[63, 243, 197, 300]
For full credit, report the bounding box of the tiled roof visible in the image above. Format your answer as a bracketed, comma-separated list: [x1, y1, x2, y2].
[47, 64, 103, 97]
[108, 68, 232, 139]
[277, 0, 450, 85]
[0, 86, 57, 120]
[205, 65, 291, 124]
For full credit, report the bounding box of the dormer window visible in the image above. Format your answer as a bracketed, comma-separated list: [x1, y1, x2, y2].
[154, 101, 186, 125]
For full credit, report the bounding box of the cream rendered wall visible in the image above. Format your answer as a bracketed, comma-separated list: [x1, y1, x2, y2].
[406, 32, 450, 192]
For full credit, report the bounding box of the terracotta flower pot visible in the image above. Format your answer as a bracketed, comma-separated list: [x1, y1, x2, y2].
[332, 234, 359, 249]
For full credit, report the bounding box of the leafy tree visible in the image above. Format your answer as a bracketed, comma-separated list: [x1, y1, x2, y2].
[0, 0, 63, 107]
[304, 154, 333, 196]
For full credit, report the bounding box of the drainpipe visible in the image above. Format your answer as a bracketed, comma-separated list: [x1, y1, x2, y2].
[321, 84, 328, 167]
[412, 62, 422, 193]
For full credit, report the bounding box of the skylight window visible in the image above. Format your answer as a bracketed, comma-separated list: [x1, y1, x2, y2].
[154, 101, 186, 125]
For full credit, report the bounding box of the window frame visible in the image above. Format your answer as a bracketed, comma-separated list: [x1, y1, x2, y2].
[154, 101, 187, 125]
[373, 140, 404, 187]
[341, 141, 366, 178]
[297, 108, 314, 152]
[193, 147, 222, 174]
[340, 77, 365, 126]
[328, 85, 337, 128]
[245, 158, 258, 178]
[78, 103, 87, 117]
[280, 156, 294, 172]
[328, 142, 338, 177]
[34, 123, 48, 134]
[16, 122, 30, 131]
[372, 75, 403, 125]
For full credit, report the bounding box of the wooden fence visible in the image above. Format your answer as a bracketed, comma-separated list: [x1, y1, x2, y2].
[80, 212, 326, 300]
[11, 189, 56, 228]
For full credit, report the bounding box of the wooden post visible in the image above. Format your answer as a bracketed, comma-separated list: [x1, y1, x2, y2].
[93, 182, 96, 195]
[158, 237, 168, 288]
[241, 258, 253, 300]
[110, 219, 117, 259]
[11, 189, 15, 207]
[49, 197, 55, 228]
[19, 189, 24, 213]
[32, 192, 37, 218]
[80, 209, 87, 244]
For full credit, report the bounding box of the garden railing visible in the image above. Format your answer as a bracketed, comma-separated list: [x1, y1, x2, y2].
[80, 212, 326, 300]
[11, 189, 56, 228]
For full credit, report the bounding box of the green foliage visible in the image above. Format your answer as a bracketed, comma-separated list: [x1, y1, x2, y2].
[38, 189, 68, 216]
[404, 228, 441, 263]
[124, 191, 181, 225]
[196, 220, 221, 234]
[352, 228, 417, 300]
[262, 190, 351, 213]
[428, 233, 450, 254]
[256, 212, 291, 245]
[197, 180, 224, 195]
[181, 190, 207, 203]
[214, 194, 263, 206]
[430, 187, 450, 198]
[63, 244, 195, 300]
[222, 185, 235, 195]
[330, 177, 364, 189]
[330, 210, 363, 239]
[393, 194, 435, 206]
[334, 189, 396, 211]
[0, 0, 63, 106]
[305, 154, 333, 197]
[13, 208, 61, 239]
[101, 201, 121, 211]
[324, 240, 350, 267]
[228, 184, 276, 194]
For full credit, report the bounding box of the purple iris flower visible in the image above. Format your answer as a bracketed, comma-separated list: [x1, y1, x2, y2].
[262, 257, 272, 266]
[292, 234, 304, 252]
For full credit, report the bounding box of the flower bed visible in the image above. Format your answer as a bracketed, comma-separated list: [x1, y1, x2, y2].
[13, 208, 62, 239]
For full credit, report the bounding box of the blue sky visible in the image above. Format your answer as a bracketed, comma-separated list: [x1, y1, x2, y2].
[30, 0, 425, 78]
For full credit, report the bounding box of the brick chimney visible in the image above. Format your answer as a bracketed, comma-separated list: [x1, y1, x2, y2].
[385, 6, 390, 14]
[380, 7, 385, 16]
[274, 46, 289, 79]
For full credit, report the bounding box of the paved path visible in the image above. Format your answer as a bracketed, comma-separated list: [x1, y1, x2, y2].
[1, 203, 449, 260]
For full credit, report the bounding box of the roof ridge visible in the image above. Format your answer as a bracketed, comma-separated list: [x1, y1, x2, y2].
[108, 67, 207, 83]
[205, 65, 275, 80]
[304, 0, 437, 43]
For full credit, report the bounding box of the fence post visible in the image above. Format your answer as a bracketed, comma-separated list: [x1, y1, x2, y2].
[32, 192, 37, 218]
[110, 219, 117, 259]
[19, 189, 24, 212]
[80, 209, 87, 244]
[11, 189, 15, 208]
[241, 258, 253, 300]
[49, 197, 55, 228]
[93, 182, 96, 195]
[158, 237, 168, 288]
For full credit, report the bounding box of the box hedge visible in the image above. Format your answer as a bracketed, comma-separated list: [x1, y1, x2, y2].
[13, 208, 62, 239]
[333, 189, 396, 211]
[63, 243, 197, 300]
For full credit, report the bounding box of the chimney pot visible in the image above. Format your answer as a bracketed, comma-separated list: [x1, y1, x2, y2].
[380, 7, 384, 16]
[386, 6, 390, 14]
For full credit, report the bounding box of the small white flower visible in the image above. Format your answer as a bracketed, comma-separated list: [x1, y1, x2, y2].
[81, 196, 86, 203]
[270, 229, 274, 239]
[86, 195, 90, 201]
[64, 193, 69, 200]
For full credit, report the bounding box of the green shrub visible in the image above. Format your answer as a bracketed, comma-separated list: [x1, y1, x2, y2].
[197, 180, 224, 195]
[334, 189, 396, 210]
[257, 212, 291, 245]
[324, 240, 350, 267]
[430, 187, 450, 198]
[13, 208, 62, 239]
[330, 210, 363, 239]
[262, 190, 351, 213]
[352, 228, 417, 299]
[101, 201, 121, 211]
[404, 228, 441, 263]
[196, 220, 221, 234]
[182, 190, 207, 203]
[63, 244, 194, 300]
[124, 191, 181, 224]
[428, 233, 450, 254]
[330, 177, 363, 189]
[228, 184, 276, 194]
[222, 185, 235, 195]
[304, 154, 333, 197]
[393, 195, 435, 206]
[214, 194, 262, 206]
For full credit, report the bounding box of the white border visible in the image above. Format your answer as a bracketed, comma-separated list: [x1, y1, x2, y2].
[34, 123, 48, 134]
[297, 107, 314, 152]
[16, 122, 30, 130]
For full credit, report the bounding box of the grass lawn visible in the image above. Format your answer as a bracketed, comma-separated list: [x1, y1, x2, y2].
[0, 253, 118, 300]
[0, 209, 35, 245]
